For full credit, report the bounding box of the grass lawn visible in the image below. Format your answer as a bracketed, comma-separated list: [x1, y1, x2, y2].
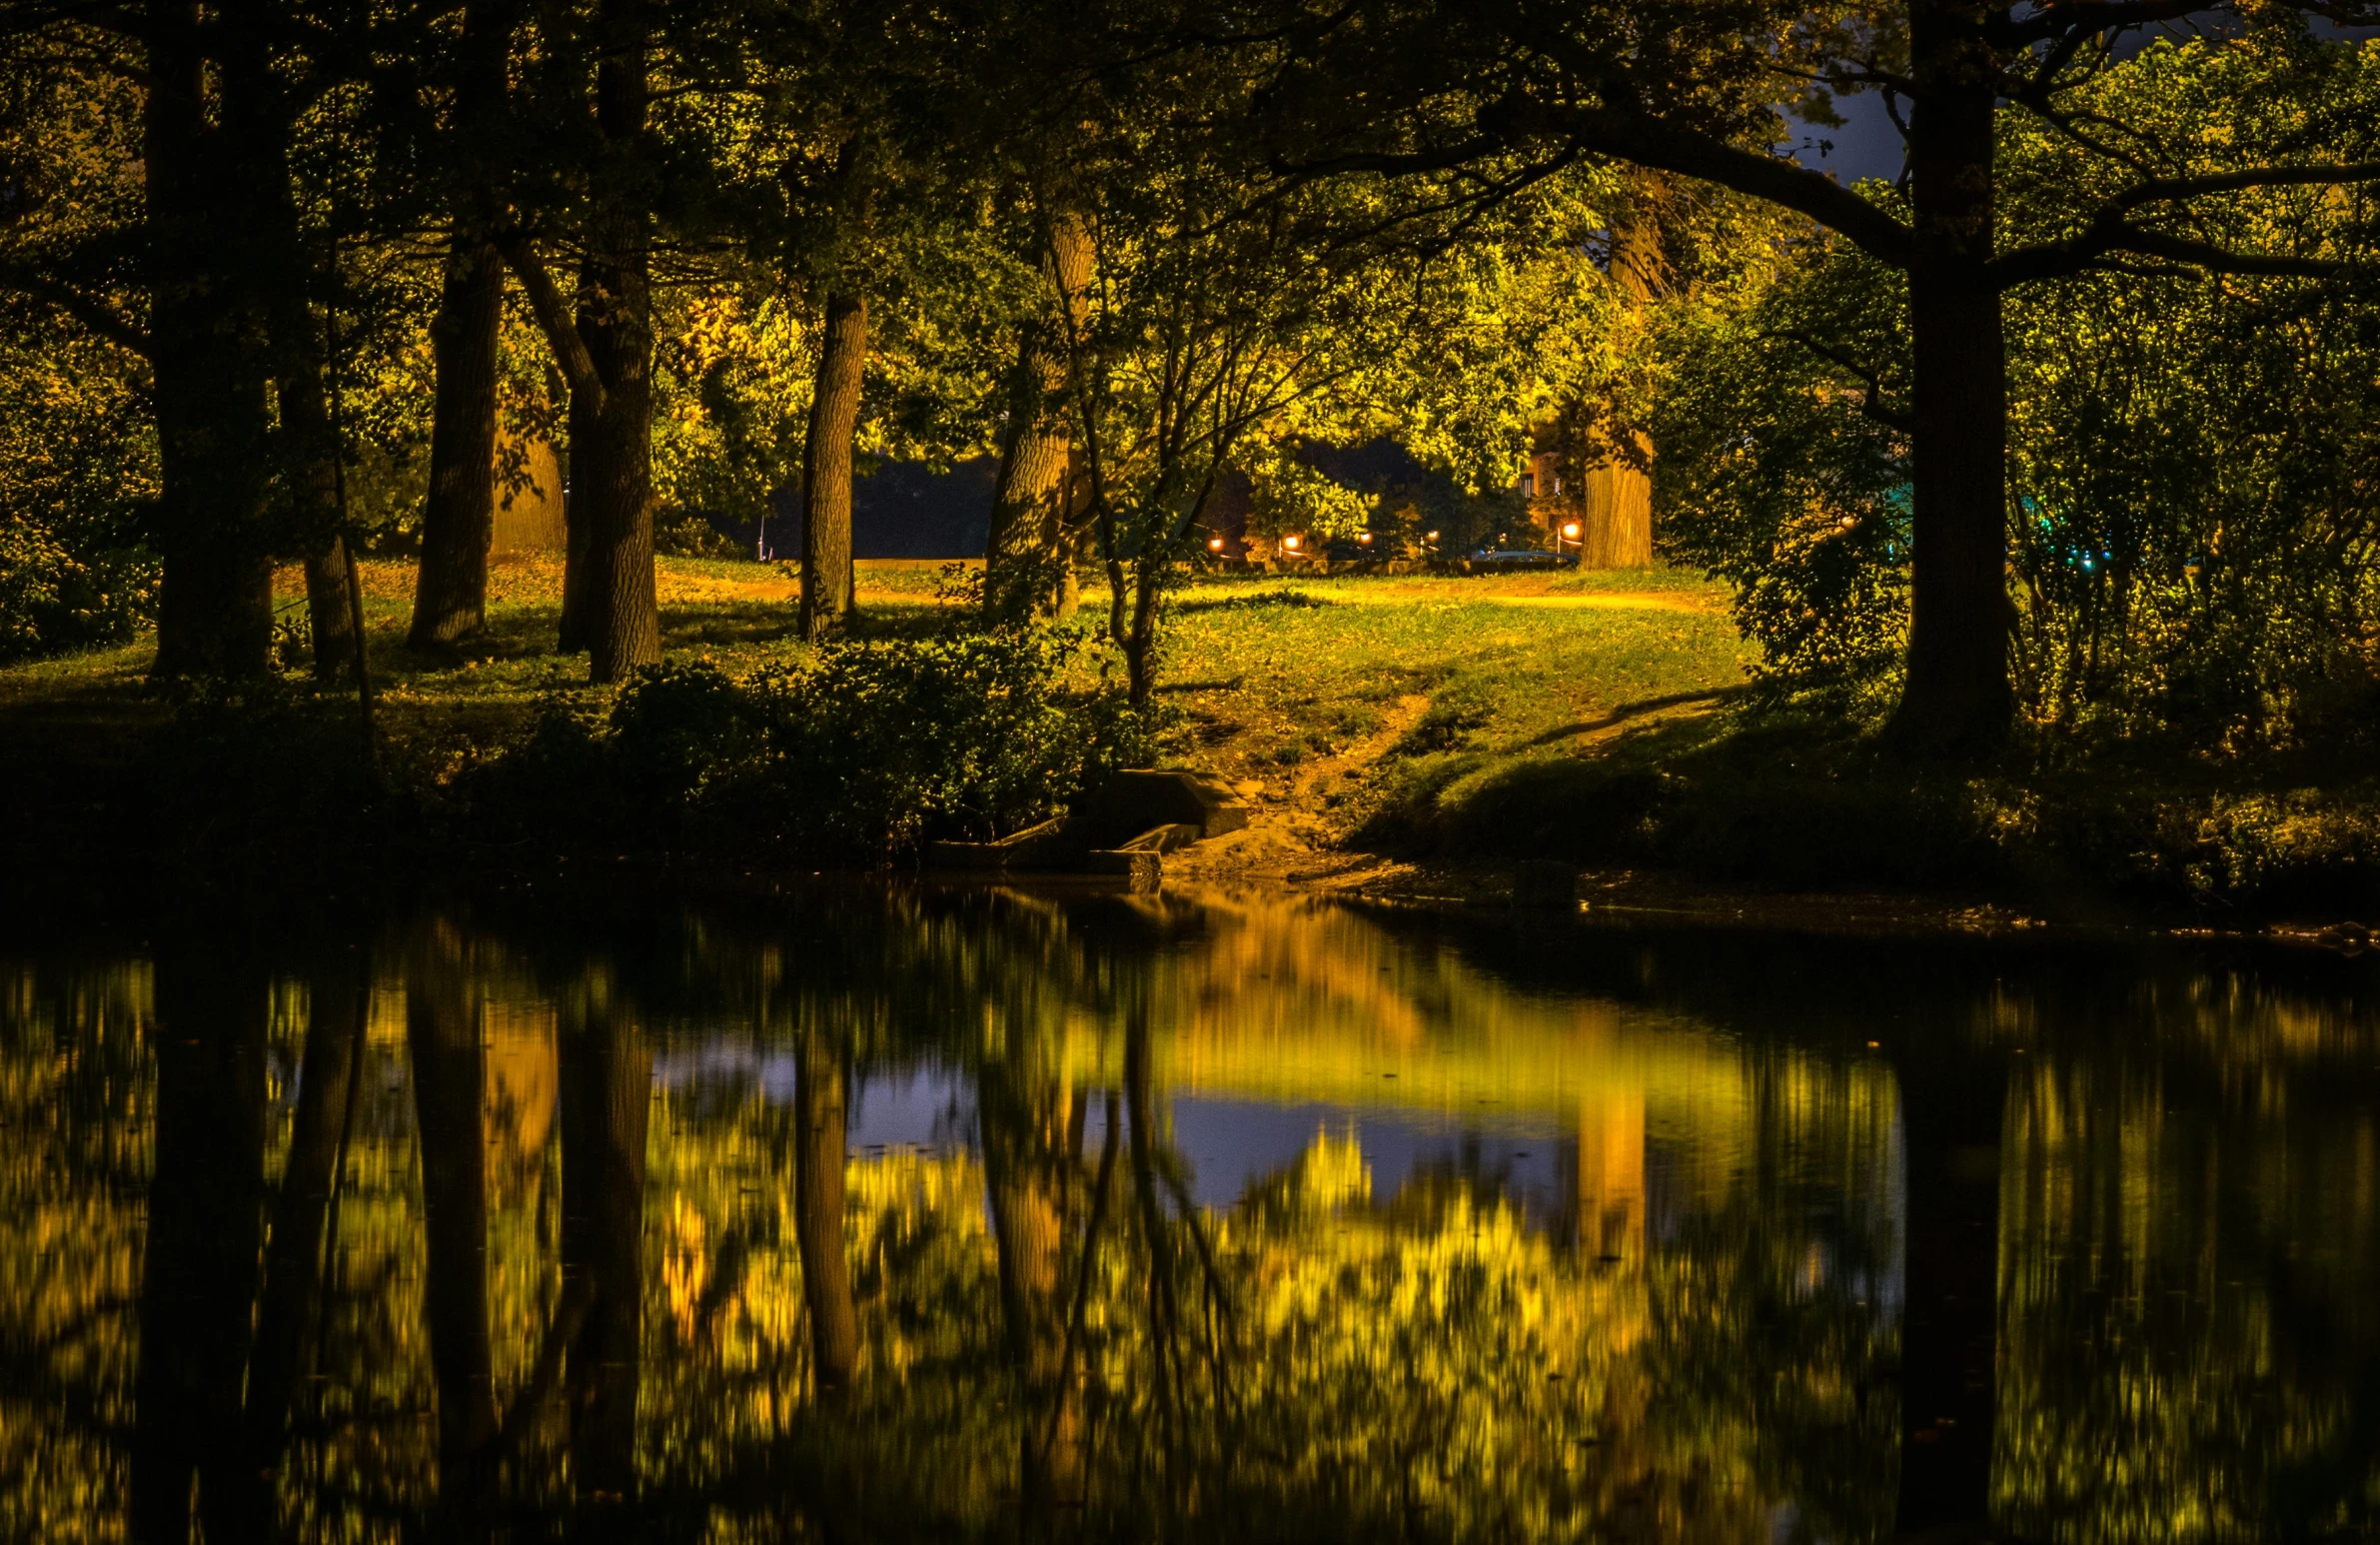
[20, 553, 2374, 927]
[0, 552, 1753, 883]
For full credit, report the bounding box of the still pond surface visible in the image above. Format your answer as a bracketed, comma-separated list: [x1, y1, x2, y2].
[5, 886, 2379, 1543]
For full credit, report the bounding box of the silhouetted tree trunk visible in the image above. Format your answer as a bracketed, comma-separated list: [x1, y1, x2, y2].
[985, 212, 1092, 622]
[215, 952, 366, 1538]
[408, 0, 513, 650]
[574, 0, 659, 684]
[262, 219, 356, 683]
[1890, 0, 2012, 753]
[798, 292, 866, 642]
[503, 0, 655, 679]
[1892, 1047, 2011, 1536]
[411, 239, 506, 648]
[145, 0, 275, 681]
[130, 944, 270, 1544]
[410, 931, 501, 1532]
[560, 1003, 649, 1515]
[791, 1012, 857, 1390]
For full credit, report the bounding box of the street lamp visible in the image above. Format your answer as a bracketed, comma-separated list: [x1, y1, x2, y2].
[1559, 519, 1581, 556]
[1282, 534, 1303, 554]
[1208, 535, 1225, 553]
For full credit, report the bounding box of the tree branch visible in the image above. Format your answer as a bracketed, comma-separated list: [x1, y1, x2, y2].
[4, 271, 152, 361]
[1286, 104, 1918, 267]
[494, 232, 604, 410]
[2108, 161, 2380, 210]
[1993, 209, 2353, 287]
[1991, 1, 2209, 47]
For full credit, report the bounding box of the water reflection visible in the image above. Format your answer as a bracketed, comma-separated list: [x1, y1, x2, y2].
[5, 890, 2380, 1540]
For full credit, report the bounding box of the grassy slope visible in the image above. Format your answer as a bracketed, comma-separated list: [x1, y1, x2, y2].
[0, 554, 1751, 876]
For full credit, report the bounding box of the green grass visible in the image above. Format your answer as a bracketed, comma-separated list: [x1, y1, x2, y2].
[27, 553, 2376, 924]
[1145, 566, 1751, 826]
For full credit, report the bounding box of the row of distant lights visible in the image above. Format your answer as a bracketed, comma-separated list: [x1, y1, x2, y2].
[1208, 530, 1458, 553]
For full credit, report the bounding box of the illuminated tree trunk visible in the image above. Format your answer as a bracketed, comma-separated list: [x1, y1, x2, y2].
[410, 238, 506, 648]
[798, 293, 866, 643]
[145, 0, 275, 681]
[409, 932, 501, 1530]
[985, 212, 1093, 622]
[560, 1003, 649, 1512]
[1578, 183, 1661, 571]
[220, 953, 365, 1537]
[1891, 1050, 2010, 1535]
[792, 1014, 858, 1390]
[130, 944, 269, 1545]
[1891, 0, 2012, 752]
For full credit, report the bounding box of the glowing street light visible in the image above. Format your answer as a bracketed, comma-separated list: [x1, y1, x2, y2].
[1281, 534, 1303, 553]
[1562, 520, 1582, 541]
[1208, 535, 1225, 552]
[1356, 532, 1374, 546]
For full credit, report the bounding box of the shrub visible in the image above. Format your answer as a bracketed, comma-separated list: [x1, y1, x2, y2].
[604, 630, 1156, 862]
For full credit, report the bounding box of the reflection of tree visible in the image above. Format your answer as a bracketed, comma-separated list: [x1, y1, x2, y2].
[558, 976, 651, 1519]
[979, 990, 1093, 1515]
[130, 942, 270, 1544]
[49, 888, 2380, 1542]
[228, 948, 367, 1535]
[1891, 1041, 2009, 1537]
[793, 1005, 857, 1392]
[408, 919, 502, 1531]
[1995, 1035, 2380, 1543]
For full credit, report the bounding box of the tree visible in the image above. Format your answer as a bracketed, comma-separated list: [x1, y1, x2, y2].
[408, 0, 520, 650]
[500, 0, 663, 684]
[1259, 0, 2380, 751]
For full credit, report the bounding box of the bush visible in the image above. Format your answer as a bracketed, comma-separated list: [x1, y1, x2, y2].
[602, 630, 1157, 862]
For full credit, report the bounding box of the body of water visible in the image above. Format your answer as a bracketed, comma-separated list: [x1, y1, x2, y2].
[5, 886, 2377, 1542]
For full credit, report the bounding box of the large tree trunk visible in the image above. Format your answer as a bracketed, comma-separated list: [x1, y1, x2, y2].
[1892, 0, 2013, 753]
[410, 0, 515, 651]
[573, 239, 659, 681]
[568, 0, 659, 683]
[145, 0, 275, 681]
[984, 213, 1092, 622]
[411, 238, 506, 649]
[791, 1012, 858, 1391]
[560, 1002, 649, 1513]
[1577, 183, 1661, 571]
[1891, 1050, 2011, 1536]
[409, 929, 502, 1530]
[217, 953, 365, 1538]
[130, 943, 270, 1545]
[798, 293, 867, 642]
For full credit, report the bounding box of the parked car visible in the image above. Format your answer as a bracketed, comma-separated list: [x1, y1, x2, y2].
[1466, 547, 1578, 571]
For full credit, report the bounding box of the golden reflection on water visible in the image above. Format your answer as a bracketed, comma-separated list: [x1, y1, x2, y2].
[3, 890, 2379, 1541]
